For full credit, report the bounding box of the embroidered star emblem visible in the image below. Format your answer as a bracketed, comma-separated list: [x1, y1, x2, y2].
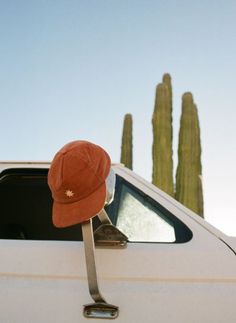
[65, 190, 74, 197]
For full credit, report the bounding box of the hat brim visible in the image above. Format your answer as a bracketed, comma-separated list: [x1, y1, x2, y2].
[52, 183, 107, 228]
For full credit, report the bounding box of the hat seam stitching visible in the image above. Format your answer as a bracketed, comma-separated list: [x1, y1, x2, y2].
[75, 150, 110, 184]
[61, 144, 109, 184]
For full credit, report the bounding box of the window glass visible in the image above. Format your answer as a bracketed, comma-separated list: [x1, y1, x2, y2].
[116, 184, 175, 242]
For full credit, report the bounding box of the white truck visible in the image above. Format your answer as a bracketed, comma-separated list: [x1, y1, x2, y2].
[0, 162, 235, 322]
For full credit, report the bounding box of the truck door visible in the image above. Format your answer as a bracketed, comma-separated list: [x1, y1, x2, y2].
[0, 166, 235, 323]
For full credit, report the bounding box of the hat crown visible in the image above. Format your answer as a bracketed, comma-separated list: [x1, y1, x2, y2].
[48, 141, 111, 204]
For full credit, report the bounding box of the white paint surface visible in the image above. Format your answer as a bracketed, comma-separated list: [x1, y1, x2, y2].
[0, 163, 235, 322]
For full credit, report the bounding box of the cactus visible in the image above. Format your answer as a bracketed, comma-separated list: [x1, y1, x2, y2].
[152, 74, 174, 196]
[120, 114, 133, 170]
[163, 73, 173, 119]
[175, 92, 204, 217]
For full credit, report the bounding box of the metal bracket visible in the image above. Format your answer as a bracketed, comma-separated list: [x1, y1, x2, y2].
[84, 302, 119, 319]
[95, 209, 128, 248]
[82, 219, 119, 319]
[98, 209, 112, 225]
[94, 224, 128, 248]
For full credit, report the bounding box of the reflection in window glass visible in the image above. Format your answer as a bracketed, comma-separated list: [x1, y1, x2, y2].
[116, 185, 175, 242]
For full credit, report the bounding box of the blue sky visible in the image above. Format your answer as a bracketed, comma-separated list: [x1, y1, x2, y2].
[0, 0, 236, 235]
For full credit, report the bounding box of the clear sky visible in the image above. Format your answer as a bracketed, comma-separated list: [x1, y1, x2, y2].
[0, 0, 235, 236]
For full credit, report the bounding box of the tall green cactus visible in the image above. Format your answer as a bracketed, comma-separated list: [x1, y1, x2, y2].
[152, 74, 174, 196]
[175, 92, 204, 217]
[163, 73, 173, 120]
[120, 113, 133, 170]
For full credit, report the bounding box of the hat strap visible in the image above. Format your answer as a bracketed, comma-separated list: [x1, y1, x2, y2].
[82, 219, 119, 319]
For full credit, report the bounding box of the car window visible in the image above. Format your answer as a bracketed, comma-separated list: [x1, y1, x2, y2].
[0, 169, 85, 241]
[0, 168, 192, 243]
[0, 168, 115, 241]
[108, 176, 192, 243]
[116, 184, 175, 242]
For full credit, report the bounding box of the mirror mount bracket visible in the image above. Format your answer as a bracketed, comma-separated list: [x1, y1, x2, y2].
[82, 219, 119, 319]
[94, 224, 128, 248]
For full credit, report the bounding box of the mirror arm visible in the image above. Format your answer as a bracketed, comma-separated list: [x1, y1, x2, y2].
[82, 219, 119, 319]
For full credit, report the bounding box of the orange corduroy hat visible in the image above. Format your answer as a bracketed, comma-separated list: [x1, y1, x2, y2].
[48, 140, 111, 228]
